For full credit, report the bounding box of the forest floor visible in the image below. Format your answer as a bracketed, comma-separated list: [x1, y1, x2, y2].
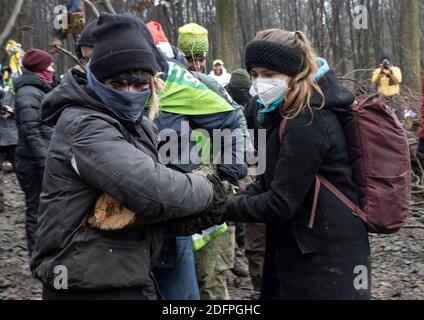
[0, 170, 423, 300]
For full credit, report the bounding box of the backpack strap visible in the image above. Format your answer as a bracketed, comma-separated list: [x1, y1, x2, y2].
[317, 175, 368, 223]
[309, 178, 321, 229]
[279, 117, 288, 140]
[279, 118, 367, 229]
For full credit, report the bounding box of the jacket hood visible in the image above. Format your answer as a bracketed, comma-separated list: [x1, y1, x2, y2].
[311, 70, 355, 110]
[41, 69, 104, 126]
[13, 69, 52, 93]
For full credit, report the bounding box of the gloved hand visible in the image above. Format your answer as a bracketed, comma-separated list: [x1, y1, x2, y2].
[173, 211, 224, 236]
[172, 175, 228, 236]
[206, 174, 228, 217]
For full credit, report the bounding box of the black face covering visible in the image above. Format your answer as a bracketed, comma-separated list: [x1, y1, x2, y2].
[227, 86, 251, 106]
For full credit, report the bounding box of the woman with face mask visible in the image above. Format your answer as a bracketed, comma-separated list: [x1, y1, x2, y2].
[221, 29, 371, 300]
[30, 13, 226, 300]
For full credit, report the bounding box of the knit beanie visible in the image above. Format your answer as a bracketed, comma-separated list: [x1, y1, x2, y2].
[245, 40, 304, 77]
[22, 49, 53, 73]
[77, 20, 97, 48]
[90, 13, 160, 82]
[381, 52, 391, 62]
[177, 23, 209, 58]
[230, 69, 251, 90]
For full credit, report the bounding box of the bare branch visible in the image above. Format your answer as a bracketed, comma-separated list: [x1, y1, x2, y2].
[0, 0, 25, 49]
[50, 44, 87, 73]
[103, 0, 117, 14]
[342, 69, 375, 78]
[83, 0, 100, 18]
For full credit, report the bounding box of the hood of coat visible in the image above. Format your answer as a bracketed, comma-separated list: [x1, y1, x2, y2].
[310, 70, 355, 110]
[41, 68, 104, 126]
[13, 68, 52, 94]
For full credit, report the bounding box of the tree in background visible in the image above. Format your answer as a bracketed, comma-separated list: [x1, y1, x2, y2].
[215, 0, 239, 71]
[400, 0, 422, 91]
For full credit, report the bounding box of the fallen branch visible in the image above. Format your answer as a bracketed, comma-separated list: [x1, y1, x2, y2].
[337, 76, 369, 92]
[411, 201, 424, 206]
[413, 152, 424, 186]
[342, 69, 374, 78]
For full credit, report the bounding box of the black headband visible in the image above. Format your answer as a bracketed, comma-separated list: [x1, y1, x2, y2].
[245, 40, 304, 76]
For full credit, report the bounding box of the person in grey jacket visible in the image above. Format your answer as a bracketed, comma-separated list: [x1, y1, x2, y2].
[31, 13, 225, 300]
[0, 89, 17, 167]
[0, 89, 18, 213]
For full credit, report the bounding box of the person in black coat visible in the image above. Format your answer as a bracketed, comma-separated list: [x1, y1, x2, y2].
[222, 29, 371, 300]
[13, 49, 54, 257]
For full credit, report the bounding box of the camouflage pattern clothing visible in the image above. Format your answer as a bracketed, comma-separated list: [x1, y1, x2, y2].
[194, 226, 235, 300]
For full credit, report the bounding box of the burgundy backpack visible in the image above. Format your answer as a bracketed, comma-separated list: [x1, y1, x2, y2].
[280, 92, 411, 234]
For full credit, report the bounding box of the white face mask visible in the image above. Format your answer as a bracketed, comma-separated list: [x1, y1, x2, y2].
[253, 77, 288, 108]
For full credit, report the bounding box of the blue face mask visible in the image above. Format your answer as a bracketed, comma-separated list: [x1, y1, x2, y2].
[87, 66, 151, 122]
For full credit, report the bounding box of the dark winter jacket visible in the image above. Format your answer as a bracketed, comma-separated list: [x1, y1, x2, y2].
[30, 69, 214, 295]
[0, 91, 18, 147]
[13, 69, 53, 164]
[225, 71, 371, 300]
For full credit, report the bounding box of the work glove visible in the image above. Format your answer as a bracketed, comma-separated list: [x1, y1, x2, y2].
[205, 174, 228, 217]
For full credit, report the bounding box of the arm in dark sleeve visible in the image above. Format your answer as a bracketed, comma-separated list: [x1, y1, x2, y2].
[15, 90, 48, 162]
[71, 114, 214, 224]
[224, 112, 330, 223]
[189, 110, 247, 184]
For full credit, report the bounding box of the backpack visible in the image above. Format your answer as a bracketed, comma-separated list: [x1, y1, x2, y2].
[279, 91, 411, 234]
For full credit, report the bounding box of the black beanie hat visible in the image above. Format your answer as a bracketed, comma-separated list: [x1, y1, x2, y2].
[381, 52, 391, 62]
[90, 13, 160, 82]
[77, 20, 97, 48]
[245, 40, 304, 77]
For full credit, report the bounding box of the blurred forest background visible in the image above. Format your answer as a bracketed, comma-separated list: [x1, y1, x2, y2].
[0, 0, 423, 91]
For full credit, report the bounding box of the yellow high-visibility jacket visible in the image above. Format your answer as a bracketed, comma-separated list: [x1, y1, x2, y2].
[371, 65, 402, 97]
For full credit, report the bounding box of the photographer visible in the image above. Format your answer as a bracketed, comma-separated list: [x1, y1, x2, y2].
[371, 53, 403, 119]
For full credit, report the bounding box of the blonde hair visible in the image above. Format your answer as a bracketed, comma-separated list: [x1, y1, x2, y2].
[254, 29, 325, 119]
[148, 74, 165, 120]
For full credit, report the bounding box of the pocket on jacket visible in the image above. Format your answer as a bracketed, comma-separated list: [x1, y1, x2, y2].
[50, 230, 151, 290]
